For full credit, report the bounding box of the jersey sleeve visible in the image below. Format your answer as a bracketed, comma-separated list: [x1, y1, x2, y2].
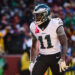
[56, 18, 63, 28]
[55, 18, 63, 31]
[30, 22, 36, 37]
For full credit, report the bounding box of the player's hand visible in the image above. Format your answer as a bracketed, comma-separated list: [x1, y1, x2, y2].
[29, 62, 34, 72]
[58, 58, 68, 72]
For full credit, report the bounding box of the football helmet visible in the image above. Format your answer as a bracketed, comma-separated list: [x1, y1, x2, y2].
[33, 4, 50, 25]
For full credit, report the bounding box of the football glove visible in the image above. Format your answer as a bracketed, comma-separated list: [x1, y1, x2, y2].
[58, 59, 68, 72]
[29, 62, 35, 72]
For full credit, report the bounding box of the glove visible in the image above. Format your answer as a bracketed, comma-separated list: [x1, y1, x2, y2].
[58, 58, 68, 72]
[29, 62, 35, 72]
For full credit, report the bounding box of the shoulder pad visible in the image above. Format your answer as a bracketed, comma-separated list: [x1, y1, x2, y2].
[52, 18, 63, 25]
[30, 22, 36, 30]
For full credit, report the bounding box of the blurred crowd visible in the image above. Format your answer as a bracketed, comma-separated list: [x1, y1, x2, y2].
[0, 0, 75, 57]
[0, 0, 34, 54]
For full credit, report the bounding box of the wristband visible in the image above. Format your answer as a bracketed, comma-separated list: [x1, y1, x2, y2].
[61, 57, 65, 60]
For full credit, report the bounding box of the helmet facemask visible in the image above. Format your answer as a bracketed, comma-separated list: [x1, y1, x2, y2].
[33, 10, 48, 25]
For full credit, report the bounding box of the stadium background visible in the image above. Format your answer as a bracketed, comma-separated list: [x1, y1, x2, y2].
[0, 0, 75, 75]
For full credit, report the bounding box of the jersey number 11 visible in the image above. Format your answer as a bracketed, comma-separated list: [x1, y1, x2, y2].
[38, 35, 53, 49]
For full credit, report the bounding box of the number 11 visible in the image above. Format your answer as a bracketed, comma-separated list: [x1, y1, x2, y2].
[38, 35, 53, 49]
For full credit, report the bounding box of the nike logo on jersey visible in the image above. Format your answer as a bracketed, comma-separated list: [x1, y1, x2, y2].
[42, 33, 46, 34]
[56, 56, 60, 59]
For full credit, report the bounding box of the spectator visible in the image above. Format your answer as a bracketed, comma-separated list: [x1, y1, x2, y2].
[18, 51, 30, 75]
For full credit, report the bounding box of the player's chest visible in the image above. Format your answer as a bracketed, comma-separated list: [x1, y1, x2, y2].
[34, 24, 56, 38]
[34, 26, 56, 49]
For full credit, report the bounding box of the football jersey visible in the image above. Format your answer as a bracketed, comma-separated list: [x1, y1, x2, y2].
[30, 18, 63, 55]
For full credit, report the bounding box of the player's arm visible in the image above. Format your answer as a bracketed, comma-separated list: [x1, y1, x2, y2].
[56, 26, 68, 72]
[30, 32, 37, 62]
[56, 26, 68, 58]
[29, 32, 37, 72]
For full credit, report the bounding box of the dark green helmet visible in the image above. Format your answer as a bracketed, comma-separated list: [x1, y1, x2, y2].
[33, 4, 50, 25]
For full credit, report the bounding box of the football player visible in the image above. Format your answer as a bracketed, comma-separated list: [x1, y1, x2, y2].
[29, 4, 68, 75]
